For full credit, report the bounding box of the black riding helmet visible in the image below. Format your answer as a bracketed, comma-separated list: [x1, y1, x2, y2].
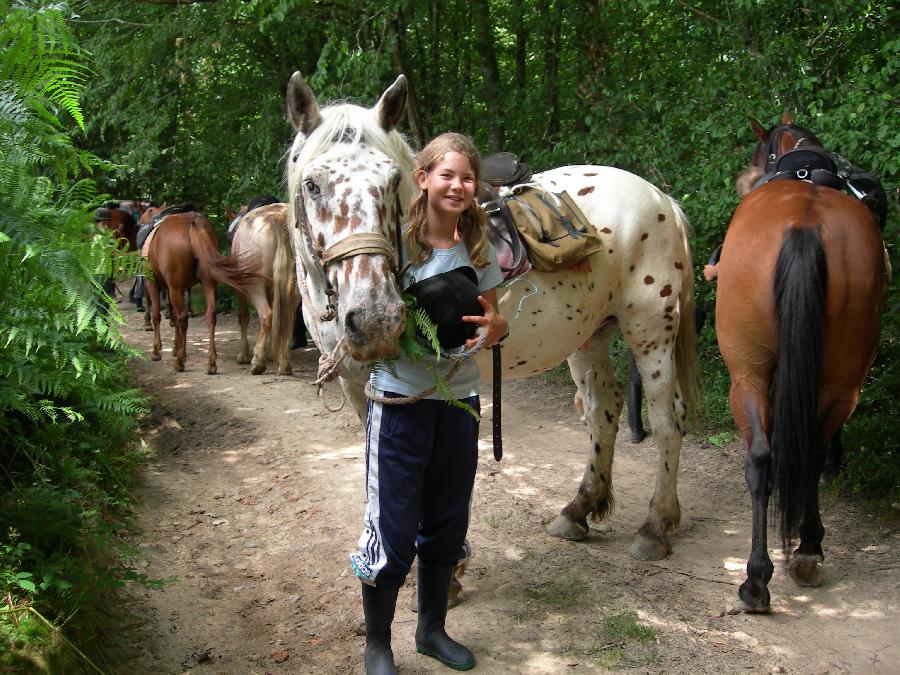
[405, 266, 483, 350]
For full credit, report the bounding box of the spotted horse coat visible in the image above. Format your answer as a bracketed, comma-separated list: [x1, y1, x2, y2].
[283, 72, 699, 561]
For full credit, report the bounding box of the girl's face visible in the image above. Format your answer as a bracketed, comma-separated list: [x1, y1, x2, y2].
[416, 151, 477, 220]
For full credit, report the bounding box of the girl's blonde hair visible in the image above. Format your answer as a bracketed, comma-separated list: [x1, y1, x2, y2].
[405, 132, 489, 268]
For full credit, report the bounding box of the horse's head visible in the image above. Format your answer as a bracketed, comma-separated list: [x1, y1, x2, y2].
[736, 112, 825, 196]
[285, 72, 416, 362]
[139, 205, 164, 227]
[95, 207, 137, 251]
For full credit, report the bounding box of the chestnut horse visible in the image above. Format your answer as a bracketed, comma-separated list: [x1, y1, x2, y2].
[716, 117, 888, 612]
[230, 202, 298, 375]
[146, 210, 263, 374]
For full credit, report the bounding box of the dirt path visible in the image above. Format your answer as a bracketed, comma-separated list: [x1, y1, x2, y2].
[115, 306, 899, 674]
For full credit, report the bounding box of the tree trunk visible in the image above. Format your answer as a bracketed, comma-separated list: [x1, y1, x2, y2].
[513, 0, 526, 89]
[470, 0, 504, 151]
[538, 0, 560, 142]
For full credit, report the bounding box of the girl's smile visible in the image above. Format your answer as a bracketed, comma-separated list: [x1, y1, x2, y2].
[416, 151, 477, 226]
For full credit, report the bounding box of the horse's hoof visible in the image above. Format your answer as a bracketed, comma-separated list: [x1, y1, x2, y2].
[546, 515, 589, 541]
[174, 363, 185, 372]
[150, 353, 161, 362]
[237, 356, 251, 365]
[733, 598, 772, 614]
[144, 325, 154, 332]
[629, 534, 671, 561]
[250, 362, 266, 375]
[277, 366, 293, 376]
[789, 554, 824, 588]
[207, 365, 217, 375]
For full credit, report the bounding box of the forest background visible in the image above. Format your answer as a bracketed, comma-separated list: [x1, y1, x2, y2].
[0, 0, 897, 670]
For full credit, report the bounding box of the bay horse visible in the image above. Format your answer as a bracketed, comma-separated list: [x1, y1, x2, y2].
[716, 116, 888, 612]
[145, 210, 263, 374]
[230, 202, 298, 375]
[283, 72, 698, 560]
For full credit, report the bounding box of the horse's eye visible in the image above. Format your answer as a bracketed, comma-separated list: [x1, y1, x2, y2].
[304, 178, 321, 199]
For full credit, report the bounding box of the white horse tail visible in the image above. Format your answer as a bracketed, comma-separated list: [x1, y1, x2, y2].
[668, 196, 700, 419]
[271, 210, 298, 364]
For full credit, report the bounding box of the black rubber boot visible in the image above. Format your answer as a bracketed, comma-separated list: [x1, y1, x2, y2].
[362, 583, 399, 675]
[415, 564, 475, 671]
[627, 381, 647, 444]
[290, 303, 307, 349]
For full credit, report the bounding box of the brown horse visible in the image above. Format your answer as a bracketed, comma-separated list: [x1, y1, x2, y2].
[716, 116, 888, 612]
[229, 202, 298, 375]
[146, 210, 264, 374]
[95, 206, 138, 252]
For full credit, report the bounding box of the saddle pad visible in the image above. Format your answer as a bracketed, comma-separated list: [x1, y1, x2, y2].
[141, 225, 158, 258]
[503, 187, 604, 273]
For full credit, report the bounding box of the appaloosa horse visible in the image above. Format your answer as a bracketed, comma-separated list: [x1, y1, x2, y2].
[716, 116, 888, 612]
[146, 210, 263, 374]
[230, 202, 298, 375]
[283, 72, 698, 560]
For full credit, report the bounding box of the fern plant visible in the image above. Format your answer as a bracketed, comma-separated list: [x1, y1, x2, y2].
[374, 294, 480, 420]
[1, 2, 150, 669]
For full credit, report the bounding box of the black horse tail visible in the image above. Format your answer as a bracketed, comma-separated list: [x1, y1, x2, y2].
[770, 226, 827, 553]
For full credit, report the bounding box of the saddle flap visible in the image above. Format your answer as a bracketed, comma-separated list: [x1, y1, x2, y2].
[482, 152, 532, 187]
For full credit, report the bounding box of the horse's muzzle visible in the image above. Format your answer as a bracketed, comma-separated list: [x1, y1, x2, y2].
[343, 302, 405, 361]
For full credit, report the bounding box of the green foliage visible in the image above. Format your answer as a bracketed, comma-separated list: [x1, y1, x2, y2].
[1, 2, 151, 669]
[70, 1, 898, 496]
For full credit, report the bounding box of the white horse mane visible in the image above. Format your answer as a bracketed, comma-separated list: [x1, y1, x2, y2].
[285, 101, 418, 228]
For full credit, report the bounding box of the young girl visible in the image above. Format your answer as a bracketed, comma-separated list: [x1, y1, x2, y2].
[350, 133, 508, 674]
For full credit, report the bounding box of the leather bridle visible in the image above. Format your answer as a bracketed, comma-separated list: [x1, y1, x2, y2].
[292, 186, 404, 322]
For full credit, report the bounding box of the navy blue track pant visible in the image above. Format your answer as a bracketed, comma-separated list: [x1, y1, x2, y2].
[350, 392, 479, 589]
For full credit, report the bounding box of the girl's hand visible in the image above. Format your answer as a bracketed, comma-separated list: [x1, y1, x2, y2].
[462, 293, 508, 350]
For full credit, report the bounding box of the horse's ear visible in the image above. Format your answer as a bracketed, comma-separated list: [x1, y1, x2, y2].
[749, 117, 767, 141]
[781, 111, 794, 125]
[375, 74, 407, 133]
[286, 71, 322, 135]
[225, 208, 235, 221]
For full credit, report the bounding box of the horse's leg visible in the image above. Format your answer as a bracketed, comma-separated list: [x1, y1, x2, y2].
[149, 280, 163, 361]
[167, 285, 189, 372]
[202, 281, 218, 375]
[248, 286, 272, 375]
[737, 397, 774, 613]
[547, 328, 621, 541]
[790, 402, 849, 587]
[237, 292, 251, 365]
[789, 481, 825, 588]
[628, 344, 685, 560]
[821, 426, 844, 482]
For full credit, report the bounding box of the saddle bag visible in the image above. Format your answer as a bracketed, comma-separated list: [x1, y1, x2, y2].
[503, 187, 604, 273]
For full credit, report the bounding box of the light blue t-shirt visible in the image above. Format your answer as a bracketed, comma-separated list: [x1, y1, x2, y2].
[371, 239, 503, 400]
